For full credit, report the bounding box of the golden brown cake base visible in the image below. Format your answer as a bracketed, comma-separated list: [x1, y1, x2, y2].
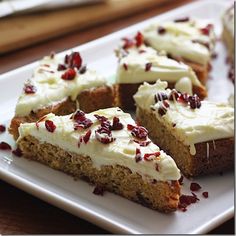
[136, 107, 234, 177]
[18, 135, 180, 213]
[222, 25, 234, 61]
[9, 86, 114, 140]
[118, 82, 207, 110]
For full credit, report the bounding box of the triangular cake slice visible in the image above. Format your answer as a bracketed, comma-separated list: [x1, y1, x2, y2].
[17, 107, 181, 212]
[134, 80, 234, 177]
[115, 32, 206, 109]
[142, 18, 216, 84]
[9, 51, 114, 139]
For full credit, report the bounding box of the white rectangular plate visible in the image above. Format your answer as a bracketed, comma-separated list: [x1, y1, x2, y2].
[0, 0, 234, 234]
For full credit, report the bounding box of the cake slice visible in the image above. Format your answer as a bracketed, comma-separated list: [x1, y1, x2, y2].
[142, 18, 216, 84]
[222, 5, 234, 62]
[9, 51, 114, 140]
[17, 107, 181, 212]
[134, 80, 234, 177]
[115, 34, 206, 110]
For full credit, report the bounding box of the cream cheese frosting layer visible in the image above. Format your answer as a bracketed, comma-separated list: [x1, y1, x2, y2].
[17, 107, 180, 181]
[116, 45, 204, 94]
[15, 54, 107, 116]
[134, 81, 234, 155]
[142, 19, 216, 65]
[222, 6, 234, 37]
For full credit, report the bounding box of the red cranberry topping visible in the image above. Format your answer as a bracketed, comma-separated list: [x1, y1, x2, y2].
[0, 141, 11, 150]
[94, 114, 108, 122]
[93, 185, 105, 196]
[45, 120, 56, 133]
[83, 130, 92, 144]
[135, 31, 144, 47]
[158, 26, 166, 34]
[73, 110, 85, 120]
[122, 37, 135, 49]
[144, 152, 160, 161]
[123, 63, 128, 71]
[188, 95, 201, 109]
[139, 49, 146, 53]
[163, 100, 170, 108]
[24, 84, 37, 94]
[79, 65, 87, 74]
[133, 140, 151, 147]
[73, 110, 93, 129]
[155, 92, 168, 102]
[135, 148, 142, 163]
[67, 52, 82, 69]
[178, 175, 184, 185]
[111, 117, 123, 130]
[61, 68, 76, 80]
[95, 127, 115, 144]
[64, 54, 69, 64]
[129, 125, 148, 140]
[127, 124, 135, 131]
[202, 192, 209, 198]
[190, 182, 202, 191]
[168, 89, 179, 101]
[57, 64, 67, 71]
[178, 193, 199, 211]
[158, 104, 167, 116]
[178, 93, 189, 104]
[200, 24, 213, 35]
[174, 17, 190, 22]
[0, 125, 6, 133]
[145, 62, 152, 72]
[12, 148, 23, 157]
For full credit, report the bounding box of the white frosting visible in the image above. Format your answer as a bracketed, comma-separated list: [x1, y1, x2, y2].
[17, 107, 180, 181]
[15, 55, 107, 116]
[142, 19, 216, 65]
[174, 77, 193, 95]
[223, 6, 234, 37]
[134, 81, 234, 155]
[116, 45, 204, 92]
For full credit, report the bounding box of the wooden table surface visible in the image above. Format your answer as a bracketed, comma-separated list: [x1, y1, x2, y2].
[0, 0, 234, 234]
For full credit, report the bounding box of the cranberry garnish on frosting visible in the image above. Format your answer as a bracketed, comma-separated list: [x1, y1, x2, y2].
[135, 148, 142, 163]
[95, 127, 115, 144]
[144, 152, 160, 161]
[122, 37, 135, 50]
[83, 130, 92, 144]
[127, 124, 148, 140]
[57, 64, 67, 71]
[155, 92, 168, 102]
[133, 140, 151, 147]
[0, 141, 12, 150]
[157, 26, 166, 34]
[79, 65, 87, 74]
[188, 95, 201, 109]
[174, 16, 190, 22]
[135, 31, 144, 47]
[121, 31, 144, 50]
[145, 62, 152, 72]
[200, 24, 213, 36]
[45, 120, 56, 133]
[61, 68, 76, 80]
[73, 110, 93, 130]
[24, 84, 37, 94]
[111, 117, 123, 130]
[0, 124, 6, 133]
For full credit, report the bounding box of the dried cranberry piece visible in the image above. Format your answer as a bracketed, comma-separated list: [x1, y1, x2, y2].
[95, 127, 115, 144]
[135, 148, 142, 163]
[73, 110, 85, 120]
[93, 185, 105, 196]
[202, 192, 209, 198]
[190, 182, 202, 191]
[188, 95, 201, 109]
[79, 65, 87, 74]
[200, 24, 213, 35]
[127, 124, 135, 131]
[131, 126, 148, 140]
[178, 193, 199, 211]
[57, 64, 67, 71]
[83, 130, 92, 144]
[144, 152, 160, 161]
[123, 63, 128, 70]
[178, 93, 189, 103]
[94, 114, 108, 122]
[74, 119, 93, 130]
[64, 54, 69, 64]
[139, 49, 146, 53]
[12, 148, 23, 157]
[163, 100, 170, 108]
[45, 120, 56, 133]
[111, 117, 123, 130]
[155, 92, 168, 102]
[61, 68, 76, 80]
[168, 89, 179, 101]
[24, 84, 37, 94]
[0, 125, 6, 133]
[157, 26, 166, 34]
[135, 32, 143, 47]
[122, 37, 135, 49]
[133, 140, 151, 147]
[0, 141, 11, 150]
[145, 62, 152, 72]
[68, 52, 82, 69]
[174, 17, 190, 22]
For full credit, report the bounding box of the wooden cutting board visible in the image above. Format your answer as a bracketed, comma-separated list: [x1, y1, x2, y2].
[0, 0, 170, 54]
